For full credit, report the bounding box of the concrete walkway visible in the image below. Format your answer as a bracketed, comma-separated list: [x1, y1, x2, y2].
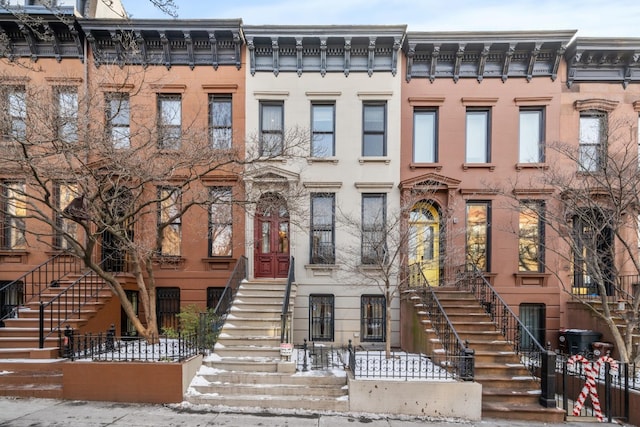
[0, 397, 625, 426]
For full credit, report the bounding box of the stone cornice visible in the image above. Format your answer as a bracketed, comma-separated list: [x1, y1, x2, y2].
[79, 19, 243, 70]
[243, 25, 407, 77]
[403, 30, 576, 83]
[0, 13, 84, 62]
[565, 37, 640, 89]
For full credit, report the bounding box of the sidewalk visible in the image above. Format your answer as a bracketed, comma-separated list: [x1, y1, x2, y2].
[0, 397, 622, 427]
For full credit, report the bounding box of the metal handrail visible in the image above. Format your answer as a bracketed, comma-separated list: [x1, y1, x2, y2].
[409, 264, 474, 381]
[0, 252, 84, 325]
[459, 265, 545, 376]
[212, 256, 247, 331]
[280, 256, 295, 344]
[38, 260, 110, 348]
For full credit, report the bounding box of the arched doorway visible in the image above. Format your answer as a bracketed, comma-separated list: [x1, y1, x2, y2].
[409, 201, 440, 286]
[254, 192, 290, 278]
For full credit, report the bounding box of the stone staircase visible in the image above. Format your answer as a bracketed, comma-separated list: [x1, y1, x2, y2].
[421, 287, 564, 423]
[186, 279, 349, 412]
[0, 361, 64, 398]
[0, 276, 112, 360]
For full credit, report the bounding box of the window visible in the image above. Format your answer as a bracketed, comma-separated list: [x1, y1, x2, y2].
[260, 101, 283, 156]
[158, 187, 181, 256]
[413, 109, 437, 163]
[209, 94, 232, 149]
[156, 287, 180, 333]
[121, 290, 138, 337]
[157, 94, 181, 149]
[310, 193, 335, 264]
[361, 193, 386, 264]
[209, 187, 232, 257]
[519, 303, 545, 351]
[361, 295, 385, 342]
[465, 109, 490, 163]
[309, 294, 334, 341]
[54, 182, 79, 250]
[466, 201, 490, 271]
[311, 103, 335, 157]
[2, 86, 26, 140]
[519, 108, 544, 163]
[579, 111, 606, 172]
[55, 87, 78, 143]
[362, 102, 386, 156]
[518, 201, 544, 272]
[106, 92, 130, 149]
[0, 181, 26, 250]
[206, 287, 224, 311]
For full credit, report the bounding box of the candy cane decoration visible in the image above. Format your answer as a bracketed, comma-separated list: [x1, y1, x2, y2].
[567, 354, 618, 422]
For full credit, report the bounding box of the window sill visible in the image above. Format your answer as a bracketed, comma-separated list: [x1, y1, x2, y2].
[359, 157, 390, 165]
[202, 257, 235, 270]
[462, 163, 495, 171]
[410, 162, 442, 171]
[305, 263, 338, 276]
[0, 250, 28, 263]
[307, 157, 339, 165]
[516, 163, 549, 171]
[514, 272, 549, 287]
[154, 256, 185, 269]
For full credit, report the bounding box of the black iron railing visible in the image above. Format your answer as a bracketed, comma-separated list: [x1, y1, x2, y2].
[0, 252, 84, 326]
[61, 327, 199, 362]
[296, 339, 346, 371]
[347, 343, 463, 381]
[280, 256, 295, 344]
[212, 256, 247, 332]
[458, 266, 558, 407]
[408, 264, 474, 381]
[39, 263, 110, 348]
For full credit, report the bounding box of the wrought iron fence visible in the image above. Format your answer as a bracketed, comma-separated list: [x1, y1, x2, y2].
[61, 327, 199, 362]
[556, 353, 630, 423]
[293, 339, 474, 382]
[295, 340, 347, 371]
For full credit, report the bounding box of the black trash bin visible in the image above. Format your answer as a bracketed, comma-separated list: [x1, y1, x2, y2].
[558, 329, 602, 355]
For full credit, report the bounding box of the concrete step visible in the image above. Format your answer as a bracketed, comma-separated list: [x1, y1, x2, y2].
[193, 381, 346, 398]
[447, 321, 497, 332]
[223, 317, 281, 327]
[187, 393, 349, 412]
[229, 307, 282, 319]
[0, 337, 60, 349]
[214, 345, 281, 358]
[199, 371, 346, 387]
[482, 387, 541, 404]
[204, 358, 280, 372]
[1, 318, 88, 329]
[0, 347, 60, 359]
[216, 335, 280, 347]
[0, 363, 64, 398]
[219, 326, 281, 337]
[482, 402, 565, 423]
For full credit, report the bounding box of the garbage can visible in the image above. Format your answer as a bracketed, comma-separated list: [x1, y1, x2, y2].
[558, 329, 602, 355]
[592, 341, 614, 357]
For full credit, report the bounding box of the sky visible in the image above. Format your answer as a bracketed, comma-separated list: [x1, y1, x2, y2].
[121, 0, 640, 38]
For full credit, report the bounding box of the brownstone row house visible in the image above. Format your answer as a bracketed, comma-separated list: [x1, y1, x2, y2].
[0, 1, 639, 374]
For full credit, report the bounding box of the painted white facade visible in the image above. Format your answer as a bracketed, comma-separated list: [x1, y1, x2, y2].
[244, 27, 404, 348]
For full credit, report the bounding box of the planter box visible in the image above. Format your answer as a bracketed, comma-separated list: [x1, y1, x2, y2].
[62, 354, 202, 404]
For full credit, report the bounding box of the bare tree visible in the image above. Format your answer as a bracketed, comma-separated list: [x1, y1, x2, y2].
[334, 187, 465, 358]
[0, 62, 308, 341]
[499, 113, 640, 363]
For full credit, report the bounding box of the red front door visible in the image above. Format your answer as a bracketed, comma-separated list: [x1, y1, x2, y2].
[254, 194, 290, 278]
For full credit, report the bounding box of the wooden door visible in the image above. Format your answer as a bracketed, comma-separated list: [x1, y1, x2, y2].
[254, 193, 290, 278]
